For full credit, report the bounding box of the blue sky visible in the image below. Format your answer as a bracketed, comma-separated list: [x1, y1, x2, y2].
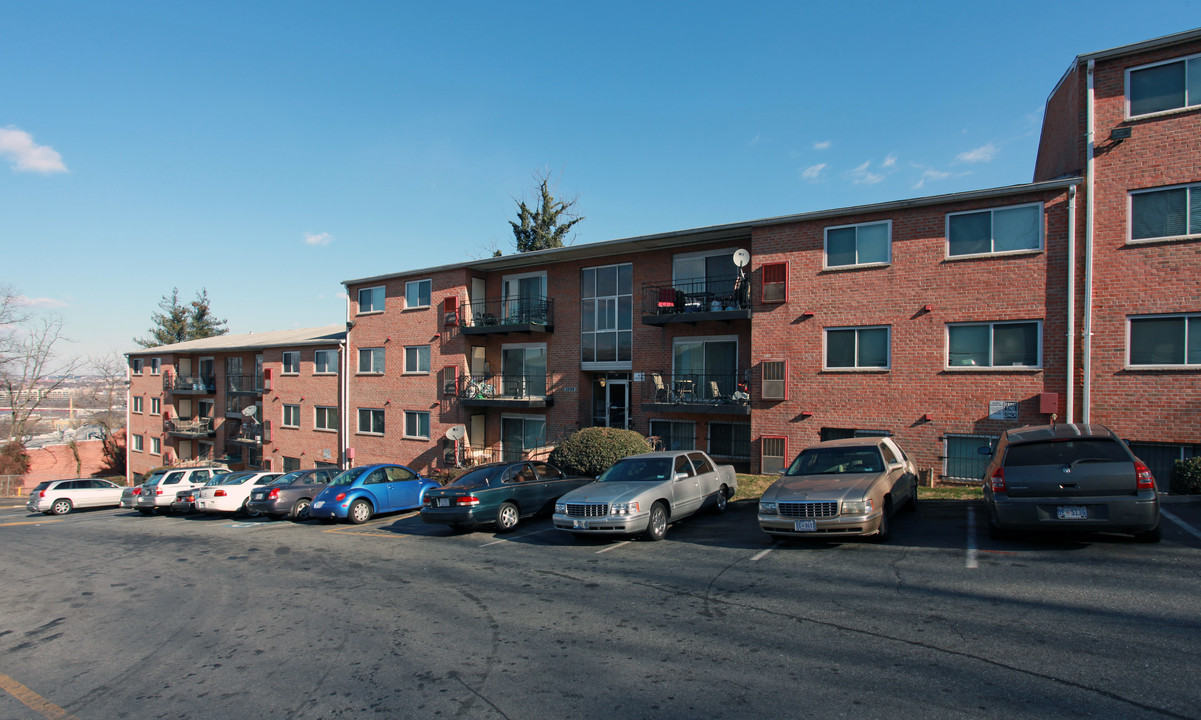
[1, 1, 1195, 362]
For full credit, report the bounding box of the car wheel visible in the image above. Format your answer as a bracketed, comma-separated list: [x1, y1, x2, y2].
[137, 507, 154, 516]
[240, 500, 261, 519]
[872, 500, 891, 543]
[348, 499, 373, 524]
[712, 485, 729, 514]
[1134, 522, 1162, 543]
[903, 479, 918, 512]
[290, 498, 312, 521]
[495, 502, 520, 533]
[644, 502, 668, 541]
[50, 499, 73, 515]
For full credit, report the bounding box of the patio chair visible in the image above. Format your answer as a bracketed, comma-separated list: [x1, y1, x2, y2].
[651, 373, 670, 402]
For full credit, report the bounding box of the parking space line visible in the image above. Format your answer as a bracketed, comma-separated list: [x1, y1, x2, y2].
[1161, 509, 1201, 542]
[478, 528, 552, 547]
[0, 672, 78, 720]
[0, 518, 64, 527]
[750, 546, 775, 562]
[596, 540, 631, 554]
[966, 508, 979, 569]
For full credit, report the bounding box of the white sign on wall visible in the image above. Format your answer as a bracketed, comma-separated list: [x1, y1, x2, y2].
[988, 401, 1019, 420]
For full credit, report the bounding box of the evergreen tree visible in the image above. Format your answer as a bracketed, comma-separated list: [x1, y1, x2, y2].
[134, 288, 228, 348]
[509, 172, 584, 253]
[188, 288, 229, 339]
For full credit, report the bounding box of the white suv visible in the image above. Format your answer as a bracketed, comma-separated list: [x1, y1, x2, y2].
[135, 466, 227, 515]
[28, 478, 124, 515]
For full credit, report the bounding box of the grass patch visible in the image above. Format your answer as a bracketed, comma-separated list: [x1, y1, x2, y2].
[734, 474, 982, 502]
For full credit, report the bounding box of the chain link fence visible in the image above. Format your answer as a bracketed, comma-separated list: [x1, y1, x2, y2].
[1, 476, 28, 497]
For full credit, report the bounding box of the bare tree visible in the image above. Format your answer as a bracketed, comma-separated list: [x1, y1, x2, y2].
[85, 350, 128, 436]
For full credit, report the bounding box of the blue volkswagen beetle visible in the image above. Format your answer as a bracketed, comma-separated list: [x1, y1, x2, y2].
[308, 464, 438, 524]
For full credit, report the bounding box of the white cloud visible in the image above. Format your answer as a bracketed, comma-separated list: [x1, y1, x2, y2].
[15, 295, 68, 308]
[749, 133, 762, 147]
[0, 127, 68, 173]
[912, 167, 954, 190]
[812, 140, 831, 150]
[304, 232, 333, 247]
[800, 163, 827, 181]
[882, 153, 897, 169]
[954, 143, 999, 164]
[848, 161, 884, 185]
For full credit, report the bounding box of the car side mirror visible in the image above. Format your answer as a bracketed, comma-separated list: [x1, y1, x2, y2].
[674, 472, 689, 482]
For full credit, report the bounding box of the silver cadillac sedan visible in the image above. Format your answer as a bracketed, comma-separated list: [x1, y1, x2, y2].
[758, 437, 918, 542]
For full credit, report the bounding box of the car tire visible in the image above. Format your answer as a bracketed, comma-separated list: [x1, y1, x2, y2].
[348, 499, 373, 524]
[712, 485, 729, 514]
[903, 479, 918, 512]
[872, 501, 891, 543]
[50, 499, 73, 516]
[644, 502, 668, 541]
[290, 498, 312, 521]
[495, 502, 520, 533]
[1134, 522, 1163, 543]
[239, 500, 261, 519]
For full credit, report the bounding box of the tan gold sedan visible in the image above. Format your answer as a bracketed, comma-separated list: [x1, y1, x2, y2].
[758, 437, 918, 542]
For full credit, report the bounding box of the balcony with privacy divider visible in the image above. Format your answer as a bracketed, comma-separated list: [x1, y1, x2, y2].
[163, 372, 216, 395]
[458, 372, 553, 409]
[165, 417, 216, 438]
[641, 275, 751, 326]
[640, 370, 751, 415]
[459, 297, 554, 335]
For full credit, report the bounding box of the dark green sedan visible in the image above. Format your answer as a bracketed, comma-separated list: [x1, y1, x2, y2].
[420, 461, 592, 533]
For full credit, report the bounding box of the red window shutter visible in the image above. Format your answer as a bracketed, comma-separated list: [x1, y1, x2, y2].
[444, 296, 459, 325]
[761, 262, 788, 303]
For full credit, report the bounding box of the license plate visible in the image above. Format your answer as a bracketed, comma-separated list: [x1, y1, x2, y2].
[1057, 505, 1087, 520]
[251, 493, 263, 500]
[573, 519, 588, 529]
[437, 498, 450, 507]
[794, 519, 817, 532]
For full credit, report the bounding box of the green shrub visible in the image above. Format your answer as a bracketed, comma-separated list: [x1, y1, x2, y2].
[548, 427, 652, 478]
[1170, 457, 1201, 494]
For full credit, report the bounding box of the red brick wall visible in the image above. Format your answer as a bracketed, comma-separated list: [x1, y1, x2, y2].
[262, 344, 344, 471]
[23, 440, 110, 491]
[1034, 65, 1083, 183]
[126, 352, 169, 479]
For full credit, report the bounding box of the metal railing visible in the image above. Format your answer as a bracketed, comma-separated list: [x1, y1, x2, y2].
[641, 275, 750, 316]
[226, 425, 263, 445]
[461, 297, 554, 328]
[459, 373, 549, 400]
[163, 373, 216, 393]
[641, 371, 751, 407]
[165, 418, 214, 436]
[443, 445, 554, 467]
[226, 374, 262, 394]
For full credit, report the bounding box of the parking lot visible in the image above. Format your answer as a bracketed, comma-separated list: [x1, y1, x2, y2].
[1, 498, 1200, 719]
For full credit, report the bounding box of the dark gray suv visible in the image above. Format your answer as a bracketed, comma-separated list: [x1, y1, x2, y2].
[981, 423, 1161, 542]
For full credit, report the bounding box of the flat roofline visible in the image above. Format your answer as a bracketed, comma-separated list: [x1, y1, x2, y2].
[343, 177, 1079, 287]
[127, 326, 346, 356]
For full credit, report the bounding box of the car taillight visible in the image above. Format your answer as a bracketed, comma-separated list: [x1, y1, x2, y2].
[268, 488, 279, 500]
[133, 487, 141, 496]
[335, 493, 346, 501]
[156, 488, 163, 495]
[215, 489, 227, 497]
[989, 468, 1006, 493]
[422, 495, 434, 506]
[39, 490, 46, 498]
[456, 496, 480, 507]
[1135, 462, 1155, 491]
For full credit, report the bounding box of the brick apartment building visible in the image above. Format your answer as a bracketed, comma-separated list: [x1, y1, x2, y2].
[128, 28, 1201, 484]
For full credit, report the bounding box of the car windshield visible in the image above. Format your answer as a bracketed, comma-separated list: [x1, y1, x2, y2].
[219, 472, 255, 485]
[598, 458, 673, 482]
[450, 466, 505, 489]
[785, 447, 883, 475]
[327, 469, 360, 487]
[142, 471, 166, 487]
[205, 473, 232, 486]
[270, 471, 304, 486]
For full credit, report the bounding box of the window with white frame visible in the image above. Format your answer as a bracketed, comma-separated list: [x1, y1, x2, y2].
[825, 326, 890, 369]
[947, 203, 1042, 257]
[314, 349, 337, 374]
[282, 404, 300, 428]
[131, 434, 144, 452]
[151, 397, 161, 415]
[947, 321, 1041, 368]
[672, 249, 739, 299]
[501, 415, 546, 461]
[404, 410, 430, 439]
[1127, 53, 1201, 117]
[1129, 314, 1201, 366]
[151, 437, 161, 455]
[131, 358, 143, 375]
[405, 279, 432, 308]
[501, 271, 547, 324]
[149, 358, 161, 375]
[282, 351, 300, 374]
[649, 419, 695, 451]
[581, 263, 633, 367]
[502, 344, 547, 396]
[315, 406, 338, 431]
[358, 347, 385, 374]
[132, 396, 143, 413]
[1130, 183, 1201, 241]
[404, 345, 430, 374]
[708, 422, 750, 460]
[358, 408, 385, 435]
[825, 221, 890, 268]
[673, 337, 738, 397]
[358, 286, 385, 313]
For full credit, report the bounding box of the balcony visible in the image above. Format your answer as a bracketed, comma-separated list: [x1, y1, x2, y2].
[459, 297, 554, 335]
[441, 445, 553, 467]
[226, 424, 264, 446]
[165, 418, 215, 438]
[458, 373, 553, 409]
[639, 371, 751, 416]
[226, 374, 262, 396]
[163, 373, 216, 395]
[641, 276, 751, 326]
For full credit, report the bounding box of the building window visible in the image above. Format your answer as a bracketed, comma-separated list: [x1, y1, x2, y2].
[761, 436, 787, 474]
[581, 263, 633, 367]
[151, 397, 161, 415]
[150, 437, 161, 455]
[825, 221, 890, 268]
[132, 396, 143, 413]
[282, 351, 300, 374]
[825, 326, 890, 369]
[403, 410, 430, 439]
[760, 262, 788, 303]
[501, 415, 546, 461]
[149, 358, 161, 375]
[404, 345, 430, 374]
[282, 456, 301, 473]
[358, 286, 385, 313]
[673, 337, 738, 397]
[649, 419, 695, 451]
[314, 349, 337, 374]
[405, 279, 432, 309]
[358, 347, 385, 374]
[131, 434, 144, 452]
[761, 360, 786, 400]
[708, 422, 750, 460]
[946, 203, 1042, 257]
[357, 408, 385, 435]
[502, 345, 547, 396]
[315, 406, 338, 431]
[672, 249, 739, 301]
[1127, 53, 1201, 117]
[131, 358, 143, 375]
[282, 404, 300, 428]
[1130, 183, 1201, 241]
[948, 321, 1041, 368]
[441, 366, 459, 396]
[944, 434, 998, 482]
[1129, 314, 1201, 366]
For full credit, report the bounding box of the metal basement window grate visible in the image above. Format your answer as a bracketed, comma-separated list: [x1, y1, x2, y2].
[943, 434, 998, 483]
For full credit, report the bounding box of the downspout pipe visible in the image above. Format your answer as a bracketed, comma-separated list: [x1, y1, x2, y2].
[341, 286, 351, 470]
[1066, 184, 1077, 424]
[125, 355, 132, 484]
[1083, 59, 1096, 424]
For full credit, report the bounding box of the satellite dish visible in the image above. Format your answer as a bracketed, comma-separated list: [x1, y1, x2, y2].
[242, 406, 257, 418]
[732, 248, 751, 268]
[444, 425, 466, 441]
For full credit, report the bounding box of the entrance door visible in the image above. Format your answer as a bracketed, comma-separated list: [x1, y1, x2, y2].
[591, 379, 629, 429]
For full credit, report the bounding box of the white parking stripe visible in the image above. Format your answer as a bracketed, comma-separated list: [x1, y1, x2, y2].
[966, 508, 979, 569]
[596, 540, 631, 554]
[750, 546, 774, 562]
[1161, 509, 1201, 542]
[478, 528, 552, 547]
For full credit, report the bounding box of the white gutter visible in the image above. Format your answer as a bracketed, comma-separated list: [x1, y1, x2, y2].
[342, 289, 351, 469]
[1066, 184, 1077, 423]
[125, 370, 132, 484]
[1083, 59, 1096, 424]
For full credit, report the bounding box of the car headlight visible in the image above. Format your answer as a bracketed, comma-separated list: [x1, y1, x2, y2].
[554, 502, 566, 514]
[842, 498, 874, 515]
[759, 501, 777, 515]
[610, 502, 640, 516]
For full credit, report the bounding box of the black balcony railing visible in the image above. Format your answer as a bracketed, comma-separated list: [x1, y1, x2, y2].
[226, 374, 262, 395]
[641, 275, 751, 324]
[226, 424, 263, 445]
[163, 373, 216, 394]
[165, 418, 215, 437]
[640, 370, 751, 413]
[458, 373, 552, 408]
[442, 444, 554, 468]
[460, 297, 554, 333]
